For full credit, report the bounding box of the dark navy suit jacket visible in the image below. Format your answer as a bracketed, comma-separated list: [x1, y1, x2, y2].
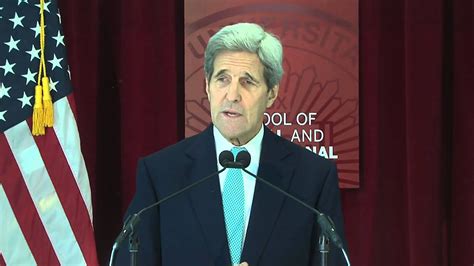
[116, 125, 347, 266]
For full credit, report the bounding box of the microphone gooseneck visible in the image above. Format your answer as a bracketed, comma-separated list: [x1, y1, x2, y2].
[220, 150, 346, 251]
[109, 152, 230, 266]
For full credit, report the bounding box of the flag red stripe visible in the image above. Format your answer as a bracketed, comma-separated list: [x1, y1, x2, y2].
[67, 94, 78, 120]
[0, 253, 6, 266]
[30, 120, 98, 265]
[0, 134, 60, 266]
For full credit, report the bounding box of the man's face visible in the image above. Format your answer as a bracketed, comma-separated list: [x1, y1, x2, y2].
[206, 50, 279, 145]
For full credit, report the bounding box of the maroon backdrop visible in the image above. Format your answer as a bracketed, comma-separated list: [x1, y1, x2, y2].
[58, 0, 473, 265]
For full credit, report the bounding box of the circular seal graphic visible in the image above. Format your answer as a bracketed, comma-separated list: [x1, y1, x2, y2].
[184, 3, 359, 188]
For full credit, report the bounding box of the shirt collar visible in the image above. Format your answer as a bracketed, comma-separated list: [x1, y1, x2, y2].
[213, 124, 264, 167]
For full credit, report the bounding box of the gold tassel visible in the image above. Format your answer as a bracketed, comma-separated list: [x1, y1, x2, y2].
[42, 77, 54, 127]
[32, 85, 45, 136]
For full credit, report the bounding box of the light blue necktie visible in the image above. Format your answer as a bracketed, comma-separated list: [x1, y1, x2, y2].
[222, 147, 246, 265]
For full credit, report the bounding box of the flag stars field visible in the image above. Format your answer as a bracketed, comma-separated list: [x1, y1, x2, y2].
[1, 59, 16, 75]
[9, 12, 25, 29]
[26, 45, 41, 61]
[21, 68, 37, 85]
[0, 110, 7, 121]
[31, 22, 43, 38]
[17, 92, 33, 108]
[52, 31, 65, 47]
[0, 83, 12, 99]
[4, 36, 21, 52]
[35, 1, 51, 13]
[48, 54, 63, 70]
[49, 78, 59, 92]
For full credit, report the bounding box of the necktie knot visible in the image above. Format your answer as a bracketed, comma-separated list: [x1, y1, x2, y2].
[231, 146, 246, 158]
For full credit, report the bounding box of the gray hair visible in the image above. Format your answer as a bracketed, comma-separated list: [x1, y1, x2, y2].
[204, 23, 284, 90]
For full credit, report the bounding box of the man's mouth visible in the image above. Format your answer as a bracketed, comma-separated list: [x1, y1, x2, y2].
[222, 110, 242, 117]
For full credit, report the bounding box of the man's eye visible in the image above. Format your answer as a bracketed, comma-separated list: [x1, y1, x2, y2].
[242, 79, 255, 86]
[216, 76, 229, 83]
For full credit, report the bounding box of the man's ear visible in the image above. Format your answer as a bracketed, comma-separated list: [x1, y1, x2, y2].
[266, 85, 279, 108]
[205, 78, 210, 101]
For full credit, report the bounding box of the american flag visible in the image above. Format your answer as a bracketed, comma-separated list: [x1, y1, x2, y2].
[0, 0, 98, 265]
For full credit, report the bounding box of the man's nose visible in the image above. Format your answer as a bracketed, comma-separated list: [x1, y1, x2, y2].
[226, 81, 242, 102]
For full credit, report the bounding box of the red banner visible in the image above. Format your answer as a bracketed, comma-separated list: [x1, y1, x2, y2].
[185, 0, 359, 188]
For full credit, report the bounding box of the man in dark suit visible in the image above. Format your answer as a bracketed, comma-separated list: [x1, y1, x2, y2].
[116, 23, 347, 266]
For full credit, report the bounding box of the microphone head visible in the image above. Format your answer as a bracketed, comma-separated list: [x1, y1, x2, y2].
[219, 150, 234, 168]
[235, 150, 251, 168]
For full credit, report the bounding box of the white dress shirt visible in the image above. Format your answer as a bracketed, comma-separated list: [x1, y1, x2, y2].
[213, 124, 263, 241]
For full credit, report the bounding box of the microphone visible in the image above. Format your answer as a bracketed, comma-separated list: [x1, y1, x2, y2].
[219, 150, 234, 168]
[109, 152, 229, 266]
[219, 150, 250, 169]
[224, 150, 348, 262]
[235, 150, 251, 168]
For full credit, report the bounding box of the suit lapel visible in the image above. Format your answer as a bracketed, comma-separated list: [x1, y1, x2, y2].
[241, 127, 296, 264]
[185, 126, 231, 265]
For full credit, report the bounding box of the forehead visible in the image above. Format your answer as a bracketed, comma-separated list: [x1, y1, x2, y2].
[213, 51, 264, 78]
